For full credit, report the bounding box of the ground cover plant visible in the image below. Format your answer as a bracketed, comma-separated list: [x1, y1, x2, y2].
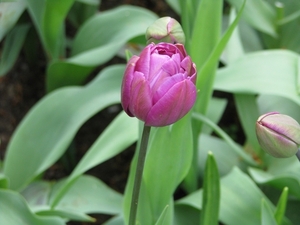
[1, 0, 300, 224]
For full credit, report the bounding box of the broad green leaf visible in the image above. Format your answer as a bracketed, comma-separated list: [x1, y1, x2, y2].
[177, 167, 279, 225]
[155, 204, 171, 225]
[21, 181, 51, 211]
[0, 189, 64, 225]
[50, 175, 123, 217]
[190, 0, 223, 69]
[0, 2, 26, 41]
[42, 0, 74, 58]
[202, 97, 227, 135]
[173, 205, 200, 225]
[221, 7, 245, 64]
[0, 23, 30, 76]
[25, 0, 74, 59]
[198, 134, 241, 177]
[47, 5, 158, 91]
[200, 152, 220, 225]
[0, 173, 8, 189]
[227, 0, 277, 37]
[103, 215, 124, 225]
[37, 208, 94, 222]
[3, 65, 125, 191]
[142, 114, 193, 224]
[193, 113, 257, 166]
[67, 1, 99, 28]
[166, 0, 180, 15]
[249, 162, 300, 199]
[214, 50, 300, 106]
[234, 94, 261, 154]
[186, 0, 238, 191]
[71, 5, 157, 56]
[261, 199, 277, 225]
[50, 111, 138, 208]
[275, 187, 289, 225]
[257, 95, 300, 123]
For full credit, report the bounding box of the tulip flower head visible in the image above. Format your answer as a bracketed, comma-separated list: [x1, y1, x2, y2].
[121, 42, 197, 127]
[256, 112, 300, 158]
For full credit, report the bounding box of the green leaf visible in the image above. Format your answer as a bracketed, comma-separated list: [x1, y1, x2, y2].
[198, 134, 240, 177]
[0, 2, 26, 41]
[173, 204, 200, 225]
[71, 5, 157, 56]
[261, 199, 277, 225]
[249, 160, 300, 199]
[3, 65, 125, 191]
[227, 0, 277, 37]
[50, 111, 138, 208]
[47, 5, 158, 91]
[275, 187, 289, 225]
[142, 115, 194, 223]
[0, 189, 64, 225]
[257, 95, 300, 123]
[0, 173, 8, 189]
[25, 0, 74, 59]
[234, 94, 261, 154]
[48, 175, 123, 219]
[155, 204, 170, 225]
[37, 208, 95, 222]
[200, 152, 220, 225]
[214, 50, 300, 106]
[177, 167, 278, 225]
[0, 23, 30, 76]
[193, 113, 258, 166]
[42, 0, 74, 58]
[21, 181, 51, 210]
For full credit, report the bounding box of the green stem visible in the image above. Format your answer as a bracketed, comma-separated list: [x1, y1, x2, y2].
[129, 124, 151, 225]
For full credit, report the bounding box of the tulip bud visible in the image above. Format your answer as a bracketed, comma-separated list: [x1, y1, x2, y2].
[256, 112, 300, 158]
[146, 17, 185, 45]
[121, 42, 197, 127]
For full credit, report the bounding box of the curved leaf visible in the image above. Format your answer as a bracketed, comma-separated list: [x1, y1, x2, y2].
[0, 189, 64, 225]
[3, 65, 125, 191]
[46, 6, 158, 91]
[214, 50, 300, 106]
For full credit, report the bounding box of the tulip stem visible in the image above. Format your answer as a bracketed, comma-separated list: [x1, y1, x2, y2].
[296, 149, 300, 161]
[129, 124, 151, 225]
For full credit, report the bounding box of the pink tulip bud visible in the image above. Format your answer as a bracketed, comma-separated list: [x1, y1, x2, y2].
[256, 112, 300, 158]
[121, 42, 197, 127]
[145, 17, 185, 45]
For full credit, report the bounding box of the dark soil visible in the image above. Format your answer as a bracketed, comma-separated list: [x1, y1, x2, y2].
[0, 1, 177, 224]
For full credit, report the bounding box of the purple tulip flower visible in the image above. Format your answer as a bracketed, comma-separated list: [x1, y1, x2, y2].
[121, 42, 197, 127]
[256, 112, 300, 158]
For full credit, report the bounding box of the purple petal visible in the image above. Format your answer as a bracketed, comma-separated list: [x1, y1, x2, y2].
[152, 73, 185, 104]
[121, 56, 139, 116]
[145, 79, 197, 126]
[135, 43, 154, 78]
[148, 53, 170, 82]
[128, 71, 152, 121]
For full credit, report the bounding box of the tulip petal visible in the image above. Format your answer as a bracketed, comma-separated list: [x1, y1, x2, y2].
[121, 56, 139, 116]
[152, 73, 185, 104]
[145, 79, 197, 126]
[148, 53, 170, 83]
[135, 44, 153, 78]
[129, 71, 152, 121]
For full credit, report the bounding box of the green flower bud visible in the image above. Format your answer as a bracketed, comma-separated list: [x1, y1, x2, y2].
[256, 112, 300, 158]
[146, 17, 185, 45]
